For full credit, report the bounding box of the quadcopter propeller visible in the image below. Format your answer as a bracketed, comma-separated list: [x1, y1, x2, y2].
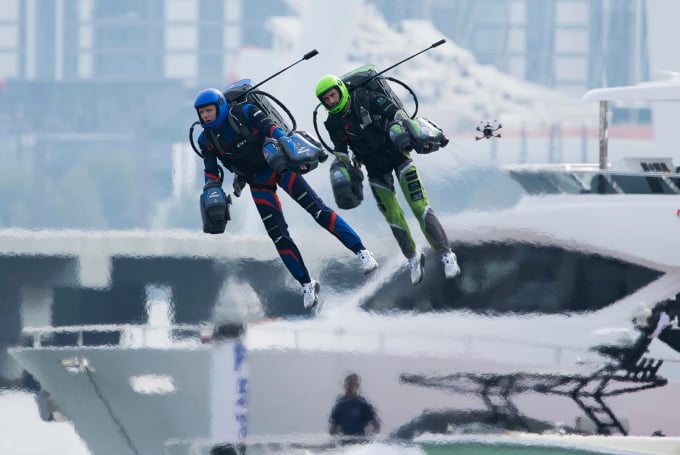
[475, 120, 502, 141]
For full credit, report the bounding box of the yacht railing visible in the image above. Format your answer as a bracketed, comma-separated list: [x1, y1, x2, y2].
[254, 323, 608, 369]
[20, 323, 210, 349]
[18, 322, 603, 371]
[23, 324, 664, 376]
[508, 168, 680, 195]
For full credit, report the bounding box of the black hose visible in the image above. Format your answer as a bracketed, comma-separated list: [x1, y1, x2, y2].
[189, 121, 204, 159]
[250, 90, 297, 134]
[384, 76, 419, 118]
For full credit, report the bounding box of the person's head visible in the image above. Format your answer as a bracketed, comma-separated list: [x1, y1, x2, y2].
[316, 75, 350, 114]
[343, 373, 360, 398]
[194, 88, 228, 129]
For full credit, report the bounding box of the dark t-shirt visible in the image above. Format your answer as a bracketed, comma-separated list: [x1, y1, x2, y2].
[329, 395, 377, 436]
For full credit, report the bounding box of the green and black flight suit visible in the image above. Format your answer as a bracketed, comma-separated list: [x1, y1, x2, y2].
[323, 87, 451, 260]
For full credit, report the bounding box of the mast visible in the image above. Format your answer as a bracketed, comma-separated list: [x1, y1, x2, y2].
[598, 101, 608, 170]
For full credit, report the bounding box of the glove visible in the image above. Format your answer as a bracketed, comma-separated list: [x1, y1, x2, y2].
[394, 110, 409, 121]
[333, 152, 352, 167]
[232, 175, 246, 197]
[262, 137, 288, 174]
[388, 120, 414, 152]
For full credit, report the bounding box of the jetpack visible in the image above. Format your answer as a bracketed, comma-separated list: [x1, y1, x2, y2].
[312, 39, 448, 210]
[189, 50, 327, 234]
[188, 49, 327, 177]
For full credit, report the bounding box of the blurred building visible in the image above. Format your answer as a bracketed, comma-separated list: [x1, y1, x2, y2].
[373, 0, 649, 94]
[0, 1, 648, 88]
[373, 0, 650, 124]
[0, 0, 289, 84]
[0, 2, 292, 227]
[0, 0, 652, 125]
[0, 0, 658, 229]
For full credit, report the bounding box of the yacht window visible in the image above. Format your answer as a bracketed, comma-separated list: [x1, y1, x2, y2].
[588, 174, 617, 194]
[362, 242, 661, 315]
[509, 170, 588, 194]
[610, 174, 676, 194]
[509, 169, 680, 195]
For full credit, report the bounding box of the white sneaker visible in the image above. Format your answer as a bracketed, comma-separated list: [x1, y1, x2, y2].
[301, 280, 320, 310]
[442, 251, 461, 279]
[408, 252, 425, 285]
[357, 249, 378, 274]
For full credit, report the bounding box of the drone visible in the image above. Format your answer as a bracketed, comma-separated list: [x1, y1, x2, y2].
[475, 120, 502, 140]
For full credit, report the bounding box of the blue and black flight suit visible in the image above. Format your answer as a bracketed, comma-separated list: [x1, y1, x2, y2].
[198, 102, 368, 285]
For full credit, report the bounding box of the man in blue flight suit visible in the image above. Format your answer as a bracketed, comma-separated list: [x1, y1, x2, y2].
[193, 88, 377, 310]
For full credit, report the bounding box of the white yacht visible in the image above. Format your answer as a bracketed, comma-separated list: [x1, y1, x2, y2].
[8, 80, 680, 454]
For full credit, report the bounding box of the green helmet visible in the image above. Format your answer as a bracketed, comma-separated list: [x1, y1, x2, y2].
[315, 75, 350, 114]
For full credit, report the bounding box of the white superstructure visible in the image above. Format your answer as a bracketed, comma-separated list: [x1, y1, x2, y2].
[8, 35, 680, 455]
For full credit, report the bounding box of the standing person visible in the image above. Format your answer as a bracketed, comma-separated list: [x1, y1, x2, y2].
[329, 373, 381, 440]
[315, 74, 460, 285]
[193, 87, 378, 310]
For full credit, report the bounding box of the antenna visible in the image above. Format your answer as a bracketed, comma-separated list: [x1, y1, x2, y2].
[247, 49, 319, 94]
[350, 39, 446, 92]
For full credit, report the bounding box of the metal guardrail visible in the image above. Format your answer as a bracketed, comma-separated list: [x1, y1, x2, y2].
[508, 167, 680, 195]
[22, 322, 680, 373]
[19, 322, 594, 368]
[20, 323, 210, 349]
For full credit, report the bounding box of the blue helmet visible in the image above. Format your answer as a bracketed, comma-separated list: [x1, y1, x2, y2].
[194, 88, 228, 129]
